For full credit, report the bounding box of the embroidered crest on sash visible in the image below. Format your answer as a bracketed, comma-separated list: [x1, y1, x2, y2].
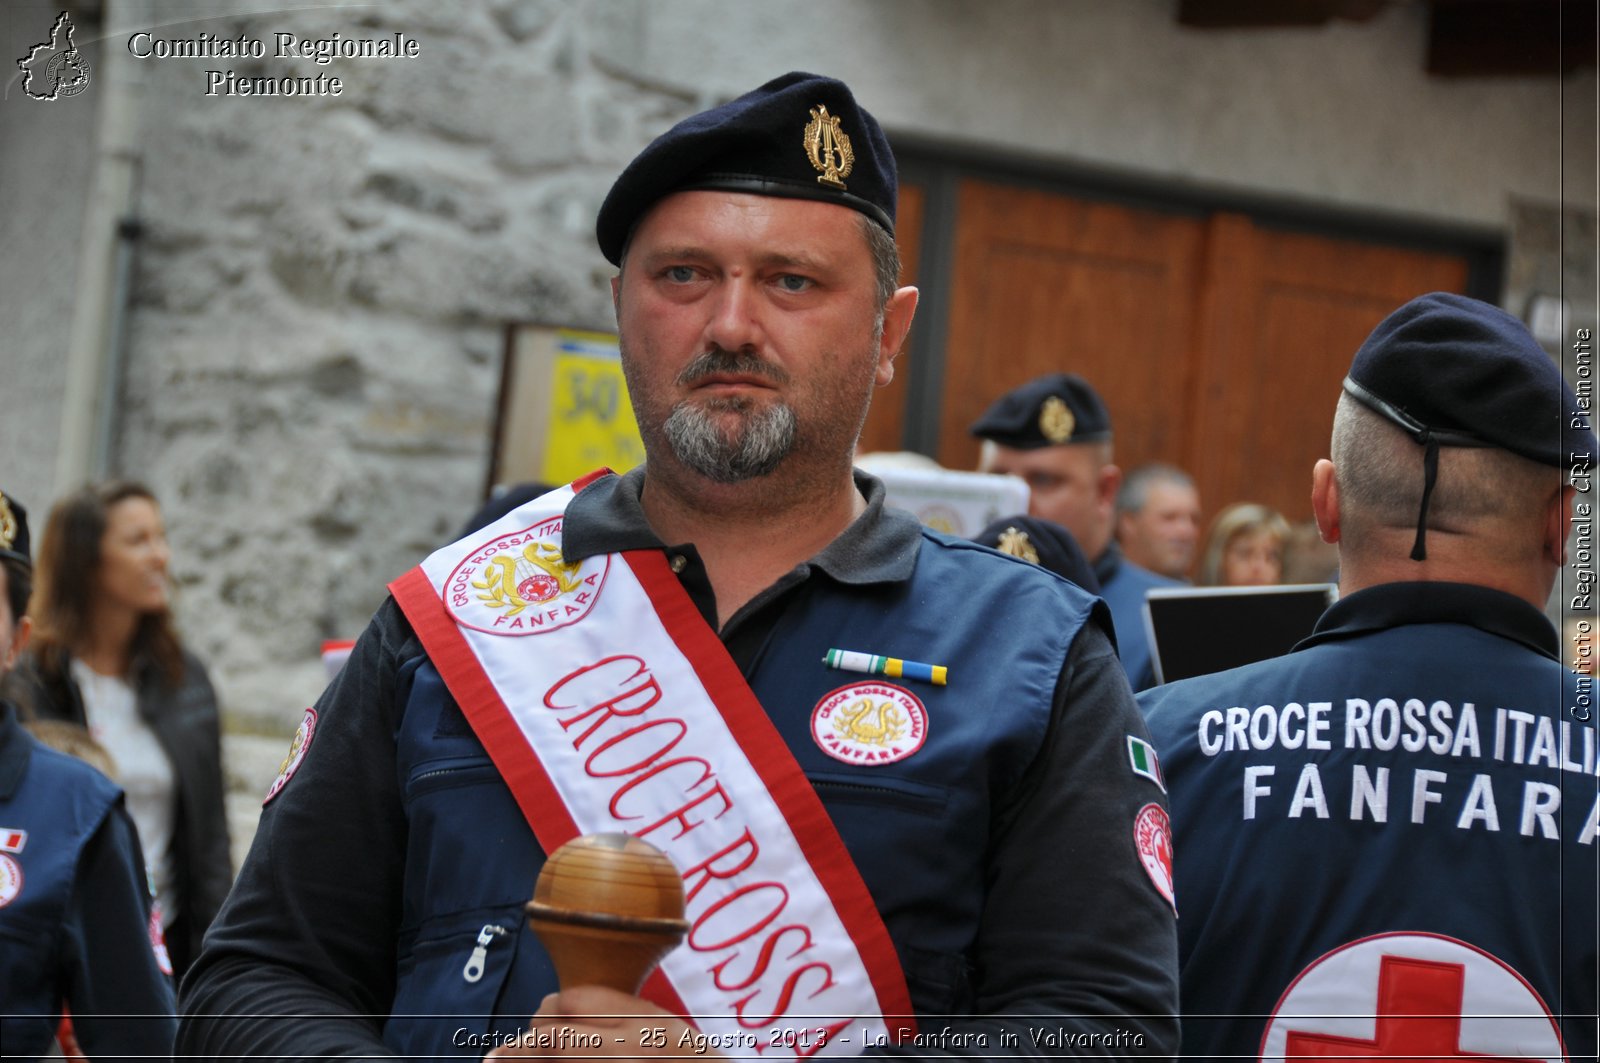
[448, 515, 609, 635]
[811, 682, 928, 766]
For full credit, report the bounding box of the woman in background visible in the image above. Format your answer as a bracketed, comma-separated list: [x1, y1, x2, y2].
[13, 481, 230, 977]
[1198, 502, 1291, 587]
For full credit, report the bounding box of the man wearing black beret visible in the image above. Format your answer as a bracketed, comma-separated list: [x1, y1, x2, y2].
[182, 72, 1179, 1058]
[1139, 292, 1598, 1061]
[972, 373, 1181, 690]
[971, 514, 1101, 595]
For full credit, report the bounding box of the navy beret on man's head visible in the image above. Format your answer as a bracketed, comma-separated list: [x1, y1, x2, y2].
[596, 71, 897, 266]
[1344, 291, 1593, 469]
[972, 514, 1101, 594]
[969, 373, 1114, 449]
[1343, 291, 1595, 560]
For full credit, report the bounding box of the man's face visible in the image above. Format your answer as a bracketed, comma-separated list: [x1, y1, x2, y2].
[1119, 481, 1202, 579]
[613, 191, 914, 489]
[981, 442, 1112, 555]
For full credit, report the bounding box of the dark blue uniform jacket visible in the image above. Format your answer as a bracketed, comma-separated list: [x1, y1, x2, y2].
[180, 470, 1181, 1059]
[1095, 545, 1181, 692]
[0, 700, 175, 1061]
[1140, 582, 1598, 1063]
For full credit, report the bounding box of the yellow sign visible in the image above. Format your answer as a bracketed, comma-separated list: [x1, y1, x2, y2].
[538, 330, 645, 484]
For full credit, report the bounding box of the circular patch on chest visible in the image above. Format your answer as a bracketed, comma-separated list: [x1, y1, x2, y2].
[809, 682, 928, 766]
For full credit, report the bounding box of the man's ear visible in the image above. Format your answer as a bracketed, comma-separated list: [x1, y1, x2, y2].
[1312, 459, 1341, 544]
[1098, 462, 1123, 509]
[874, 286, 918, 387]
[610, 274, 623, 322]
[1547, 484, 1577, 566]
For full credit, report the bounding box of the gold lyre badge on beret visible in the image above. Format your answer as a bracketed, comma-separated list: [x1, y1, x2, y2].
[995, 527, 1041, 565]
[0, 495, 16, 552]
[804, 104, 854, 190]
[1040, 396, 1076, 444]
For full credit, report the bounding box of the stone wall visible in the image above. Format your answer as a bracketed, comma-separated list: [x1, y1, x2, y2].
[100, 0, 707, 724]
[4, 0, 1594, 731]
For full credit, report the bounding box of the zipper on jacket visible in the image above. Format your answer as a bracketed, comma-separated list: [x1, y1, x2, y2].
[462, 924, 508, 983]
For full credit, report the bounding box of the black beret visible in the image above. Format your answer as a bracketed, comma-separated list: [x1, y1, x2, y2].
[0, 490, 30, 568]
[970, 373, 1112, 448]
[972, 514, 1100, 594]
[1345, 292, 1593, 468]
[596, 71, 896, 266]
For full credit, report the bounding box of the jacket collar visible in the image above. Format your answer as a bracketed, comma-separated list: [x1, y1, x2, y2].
[561, 465, 922, 587]
[1093, 541, 1122, 584]
[1297, 581, 1559, 661]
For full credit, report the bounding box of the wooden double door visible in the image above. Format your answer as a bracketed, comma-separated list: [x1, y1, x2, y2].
[861, 178, 1478, 526]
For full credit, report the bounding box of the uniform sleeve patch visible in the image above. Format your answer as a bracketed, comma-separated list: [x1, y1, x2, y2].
[264, 708, 318, 806]
[1134, 802, 1176, 914]
[149, 904, 172, 975]
[1127, 735, 1166, 792]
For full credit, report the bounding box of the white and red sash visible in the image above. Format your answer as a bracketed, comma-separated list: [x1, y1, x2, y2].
[389, 475, 913, 1056]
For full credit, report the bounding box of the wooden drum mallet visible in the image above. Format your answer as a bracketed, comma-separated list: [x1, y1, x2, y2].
[525, 833, 689, 993]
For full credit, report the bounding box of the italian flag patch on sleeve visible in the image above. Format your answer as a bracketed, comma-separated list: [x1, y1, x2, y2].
[1127, 735, 1165, 792]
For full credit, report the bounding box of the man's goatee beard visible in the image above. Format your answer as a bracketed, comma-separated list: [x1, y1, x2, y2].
[663, 399, 798, 482]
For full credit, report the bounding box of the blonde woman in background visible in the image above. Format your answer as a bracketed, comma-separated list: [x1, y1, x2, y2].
[1198, 502, 1291, 586]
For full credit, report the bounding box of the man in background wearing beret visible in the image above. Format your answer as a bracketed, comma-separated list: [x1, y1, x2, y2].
[181, 72, 1178, 1058]
[1139, 292, 1598, 1061]
[972, 373, 1182, 690]
[971, 514, 1101, 595]
[0, 490, 177, 1058]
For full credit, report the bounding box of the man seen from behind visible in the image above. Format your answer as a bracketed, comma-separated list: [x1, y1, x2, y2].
[1139, 293, 1598, 1061]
